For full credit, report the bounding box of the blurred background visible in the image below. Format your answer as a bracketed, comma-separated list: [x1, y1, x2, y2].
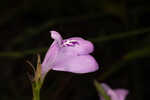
[0, 0, 150, 100]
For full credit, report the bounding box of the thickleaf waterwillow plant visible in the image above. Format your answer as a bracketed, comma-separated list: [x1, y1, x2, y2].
[41, 31, 99, 79]
[30, 31, 99, 100]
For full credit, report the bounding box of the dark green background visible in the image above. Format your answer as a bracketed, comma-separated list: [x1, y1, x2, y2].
[0, 0, 149, 100]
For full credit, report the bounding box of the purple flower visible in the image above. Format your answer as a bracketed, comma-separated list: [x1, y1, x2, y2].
[100, 83, 128, 100]
[41, 31, 99, 78]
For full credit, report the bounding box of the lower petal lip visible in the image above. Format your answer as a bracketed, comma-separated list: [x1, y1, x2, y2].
[52, 55, 99, 73]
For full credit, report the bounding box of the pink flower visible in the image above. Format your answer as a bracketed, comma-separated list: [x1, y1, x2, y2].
[100, 83, 128, 100]
[42, 31, 99, 78]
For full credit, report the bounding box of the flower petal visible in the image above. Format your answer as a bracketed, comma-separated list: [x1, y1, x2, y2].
[50, 31, 62, 45]
[52, 55, 99, 73]
[41, 42, 59, 76]
[115, 89, 128, 100]
[41, 31, 62, 77]
[101, 83, 119, 100]
[62, 37, 94, 55]
[100, 83, 128, 100]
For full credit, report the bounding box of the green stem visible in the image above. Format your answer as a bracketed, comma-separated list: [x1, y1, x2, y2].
[32, 82, 41, 100]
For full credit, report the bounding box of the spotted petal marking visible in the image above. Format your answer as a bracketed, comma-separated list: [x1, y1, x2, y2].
[62, 40, 79, 47]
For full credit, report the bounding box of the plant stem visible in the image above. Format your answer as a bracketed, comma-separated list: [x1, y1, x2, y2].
[32, 82, 41, 100]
